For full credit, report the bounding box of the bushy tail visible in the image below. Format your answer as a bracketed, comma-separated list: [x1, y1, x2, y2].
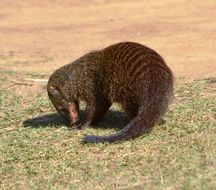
[82, 81, 173, 143]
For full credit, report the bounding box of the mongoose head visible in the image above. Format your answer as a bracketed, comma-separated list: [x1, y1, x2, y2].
[47, 83, 79, 125]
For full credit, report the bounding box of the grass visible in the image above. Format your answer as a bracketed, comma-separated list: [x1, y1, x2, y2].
[0, 77, 216, 190]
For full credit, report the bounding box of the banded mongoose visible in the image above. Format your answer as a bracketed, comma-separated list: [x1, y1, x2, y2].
[47, 42, 174, 143]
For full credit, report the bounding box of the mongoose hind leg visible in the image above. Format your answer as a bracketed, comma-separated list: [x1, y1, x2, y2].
[122, 100, 139, 120]
[78, 100, 111, 129]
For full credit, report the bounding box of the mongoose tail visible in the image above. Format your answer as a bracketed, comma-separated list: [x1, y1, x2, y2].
[83, 78, 173, 143]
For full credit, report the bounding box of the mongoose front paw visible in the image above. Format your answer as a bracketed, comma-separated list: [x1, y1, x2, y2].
[68, 124, 79, 131]
[78, 122, 90, 130]
[68, 121, 90, 131]
[67, 121, 82, 131]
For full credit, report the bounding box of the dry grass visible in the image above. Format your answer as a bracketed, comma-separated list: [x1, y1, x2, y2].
[1, 76, 216, 190]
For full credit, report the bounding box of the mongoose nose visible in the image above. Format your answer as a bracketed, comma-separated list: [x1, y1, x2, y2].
[68, 108, 78, 124]
[69, 116, 78, 126]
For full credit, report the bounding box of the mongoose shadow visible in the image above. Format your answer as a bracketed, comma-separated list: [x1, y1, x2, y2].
[23, 109, 129, 130]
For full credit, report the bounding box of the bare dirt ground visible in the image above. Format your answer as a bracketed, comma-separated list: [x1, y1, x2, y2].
[0, 0, 215, 82]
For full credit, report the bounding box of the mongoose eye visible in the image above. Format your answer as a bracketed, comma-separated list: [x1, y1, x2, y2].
[60, 108, 69, 115]
[58, 105, 63, 110]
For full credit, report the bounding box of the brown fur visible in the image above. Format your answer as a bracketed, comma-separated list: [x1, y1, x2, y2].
[47, 42, 174, 143]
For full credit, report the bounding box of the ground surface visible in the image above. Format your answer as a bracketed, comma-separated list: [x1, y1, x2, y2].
[0, 0, 216, 189]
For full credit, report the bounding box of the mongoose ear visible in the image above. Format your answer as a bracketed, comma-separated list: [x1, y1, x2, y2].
[48, 85, 61, 96]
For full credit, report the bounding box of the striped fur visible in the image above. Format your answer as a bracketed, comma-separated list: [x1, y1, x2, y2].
[47, 42, 174, 143]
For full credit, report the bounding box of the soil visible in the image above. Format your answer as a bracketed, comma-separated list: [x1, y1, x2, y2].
[0, 0, 215, 81]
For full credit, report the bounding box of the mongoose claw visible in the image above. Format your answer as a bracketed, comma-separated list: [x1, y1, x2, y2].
[78, 121, 91, 130]
[67, 125, 79, 131]
[68, 122, 90, 131]
[67, 122, 82, 131]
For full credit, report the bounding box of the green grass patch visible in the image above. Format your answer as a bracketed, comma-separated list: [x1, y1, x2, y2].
[0, 79, 216, 190]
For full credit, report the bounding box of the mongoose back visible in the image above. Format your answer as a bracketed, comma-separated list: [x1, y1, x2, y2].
[47, 42, 174, 143]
